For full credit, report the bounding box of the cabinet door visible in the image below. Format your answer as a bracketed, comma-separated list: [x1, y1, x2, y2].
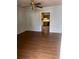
[42, 26, 49, 34]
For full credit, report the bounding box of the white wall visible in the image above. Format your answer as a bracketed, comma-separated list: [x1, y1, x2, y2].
[25, 8, 41, 31]
[17, 7, 27, 34]
[17, 5, 62, 34]
[50, 5, 62, 33]
[24, 5, 62, 33]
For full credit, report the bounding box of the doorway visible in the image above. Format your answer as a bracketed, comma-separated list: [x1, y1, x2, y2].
[41, 12, 50, 34]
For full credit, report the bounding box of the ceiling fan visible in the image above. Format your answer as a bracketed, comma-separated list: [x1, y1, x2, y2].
[31, 0, 43, 10]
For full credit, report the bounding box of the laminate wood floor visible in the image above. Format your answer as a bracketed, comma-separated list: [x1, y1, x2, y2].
[17, 31, 61, 59]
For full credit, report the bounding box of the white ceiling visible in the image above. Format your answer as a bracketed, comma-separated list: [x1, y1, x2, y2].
[17, 0, 62, 7]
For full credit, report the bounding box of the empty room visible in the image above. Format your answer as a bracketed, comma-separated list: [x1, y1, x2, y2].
[17, 0, 62, 59]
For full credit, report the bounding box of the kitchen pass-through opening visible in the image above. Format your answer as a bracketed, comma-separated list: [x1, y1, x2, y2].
[41, 12, 50, 34]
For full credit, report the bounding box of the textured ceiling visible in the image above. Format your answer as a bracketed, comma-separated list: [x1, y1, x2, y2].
[17, 0, 62, 7]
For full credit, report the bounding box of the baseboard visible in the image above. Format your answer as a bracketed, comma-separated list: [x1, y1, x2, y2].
[17, 30, 62, 36]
